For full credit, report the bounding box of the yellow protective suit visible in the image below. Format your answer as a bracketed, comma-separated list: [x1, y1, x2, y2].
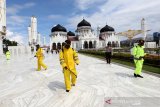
[133, 45, 146, 75]
[59, 47, 80, 90]
[6, 51, 11, 60]
[35, 48, 47, 71]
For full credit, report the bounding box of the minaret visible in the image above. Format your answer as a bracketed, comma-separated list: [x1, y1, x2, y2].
[141, 18, 147, 40]
[31, 16, 37, 44]
[0, 0, 6, 55]
[37, 32, 41, 45]
[97, 25, 101, 37]
[28, 26, 31, 45]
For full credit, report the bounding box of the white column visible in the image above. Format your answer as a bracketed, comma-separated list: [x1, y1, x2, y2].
[37, 32, 41, 45]
[81, 41, 84, 49]
[28, 26, 31, 45]
[31, 16, 37, 44]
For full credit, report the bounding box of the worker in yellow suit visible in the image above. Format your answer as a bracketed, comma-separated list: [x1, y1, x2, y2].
[133, 40, 147, 78]
[6, 49, 11, 60]
[59, 40, 80, 92]
[35, 45, 47, 71]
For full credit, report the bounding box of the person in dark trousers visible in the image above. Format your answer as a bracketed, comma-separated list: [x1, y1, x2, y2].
[105, 44, 112, 64]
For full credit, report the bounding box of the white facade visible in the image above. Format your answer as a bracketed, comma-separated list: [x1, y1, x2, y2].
[100, 32, 120, 48]
[0, 0, 6, 55]
[28, 16, 38, 46]
[37, 32, 41, 45]
[76, 26, 99, 50]
[50, 32, 67, 50]
[145, 42, 157, 48]
[50, 20, 120, 50]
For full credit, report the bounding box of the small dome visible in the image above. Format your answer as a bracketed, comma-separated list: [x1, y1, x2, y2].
[67, 31, 75, 36]
[100, 25, 115, 33]
[51, 24, 67, 32]
[77, 19, 91, 27]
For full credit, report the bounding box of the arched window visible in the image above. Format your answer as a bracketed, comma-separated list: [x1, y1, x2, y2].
[83, 41, 88, 49]
[89, 41, 93, 48]
[52, 43, 56, 50]
[57, 43, 61, 49]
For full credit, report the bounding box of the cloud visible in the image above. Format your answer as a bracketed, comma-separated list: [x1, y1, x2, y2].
[7, 2, 35, 15]
[6, 30, 26, 44]
[75, 0, 106, 10]
[48, 15, 63, 19]
[8, 15, 29, 25]
[68, 0, 160, 35]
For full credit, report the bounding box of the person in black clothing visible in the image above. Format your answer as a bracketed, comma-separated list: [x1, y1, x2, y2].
[105, 44, 112, 64]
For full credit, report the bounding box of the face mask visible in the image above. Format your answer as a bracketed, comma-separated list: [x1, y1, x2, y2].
[65, 44, 70, 49]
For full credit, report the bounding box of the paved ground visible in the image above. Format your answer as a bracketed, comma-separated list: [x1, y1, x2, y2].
[0, 53, 160, 107]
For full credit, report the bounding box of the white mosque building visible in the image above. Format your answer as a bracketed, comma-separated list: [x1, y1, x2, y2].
[50, 19, 120, 50]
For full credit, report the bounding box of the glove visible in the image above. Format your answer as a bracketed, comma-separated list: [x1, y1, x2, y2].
[139, 56, 144, 60]
[64, 66, 68, 70]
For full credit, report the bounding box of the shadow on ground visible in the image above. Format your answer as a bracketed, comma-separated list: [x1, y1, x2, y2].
[48, 81, 65, 91]
[115, 72, 135, 78]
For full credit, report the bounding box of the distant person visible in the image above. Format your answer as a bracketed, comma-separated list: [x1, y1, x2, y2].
[59, 40, 80, 92]
[6, 49, 11, 60]
[34, 45, 47, 71]
[51, 50, 53, 54]
[105, 44, 112, 64]
[132, 40, 147, 78]
[31, 47, 34, 54]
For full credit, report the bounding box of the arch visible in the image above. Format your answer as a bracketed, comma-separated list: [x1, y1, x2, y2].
[108, 41, 111, 46]
[57, 43, 62, 49]
[52, 43, 57, 50]
[83, 41, 88, 49]
[112, 41, 115, 47]
[89, 41, 93, 48]
[116, 41, 119, 47]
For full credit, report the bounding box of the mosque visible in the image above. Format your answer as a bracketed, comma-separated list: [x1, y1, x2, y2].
[49, 19, 120, 50]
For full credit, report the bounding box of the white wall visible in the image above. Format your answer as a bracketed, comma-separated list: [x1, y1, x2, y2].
[8, 46, 31, 55]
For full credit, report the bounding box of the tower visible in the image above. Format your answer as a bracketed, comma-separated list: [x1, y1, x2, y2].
[97, 25, 101, 37]
[141, 18, 147, 41]
[37, 32, 41, 45]
[28, 26, 31, 45]
[31, 16, 37, 44]
[0, 0, 6, 54]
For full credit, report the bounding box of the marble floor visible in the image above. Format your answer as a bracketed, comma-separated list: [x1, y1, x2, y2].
[0, 53, 160, 107]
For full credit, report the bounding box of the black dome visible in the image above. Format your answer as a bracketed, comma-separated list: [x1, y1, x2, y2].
[77, 19, 91, 27]
[100, 25, 115, 33]
[51, 24, 67, 32]
[67, 31, 75, 36]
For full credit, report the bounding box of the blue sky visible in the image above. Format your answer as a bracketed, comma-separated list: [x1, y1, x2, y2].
[6, 0, 160, 44]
